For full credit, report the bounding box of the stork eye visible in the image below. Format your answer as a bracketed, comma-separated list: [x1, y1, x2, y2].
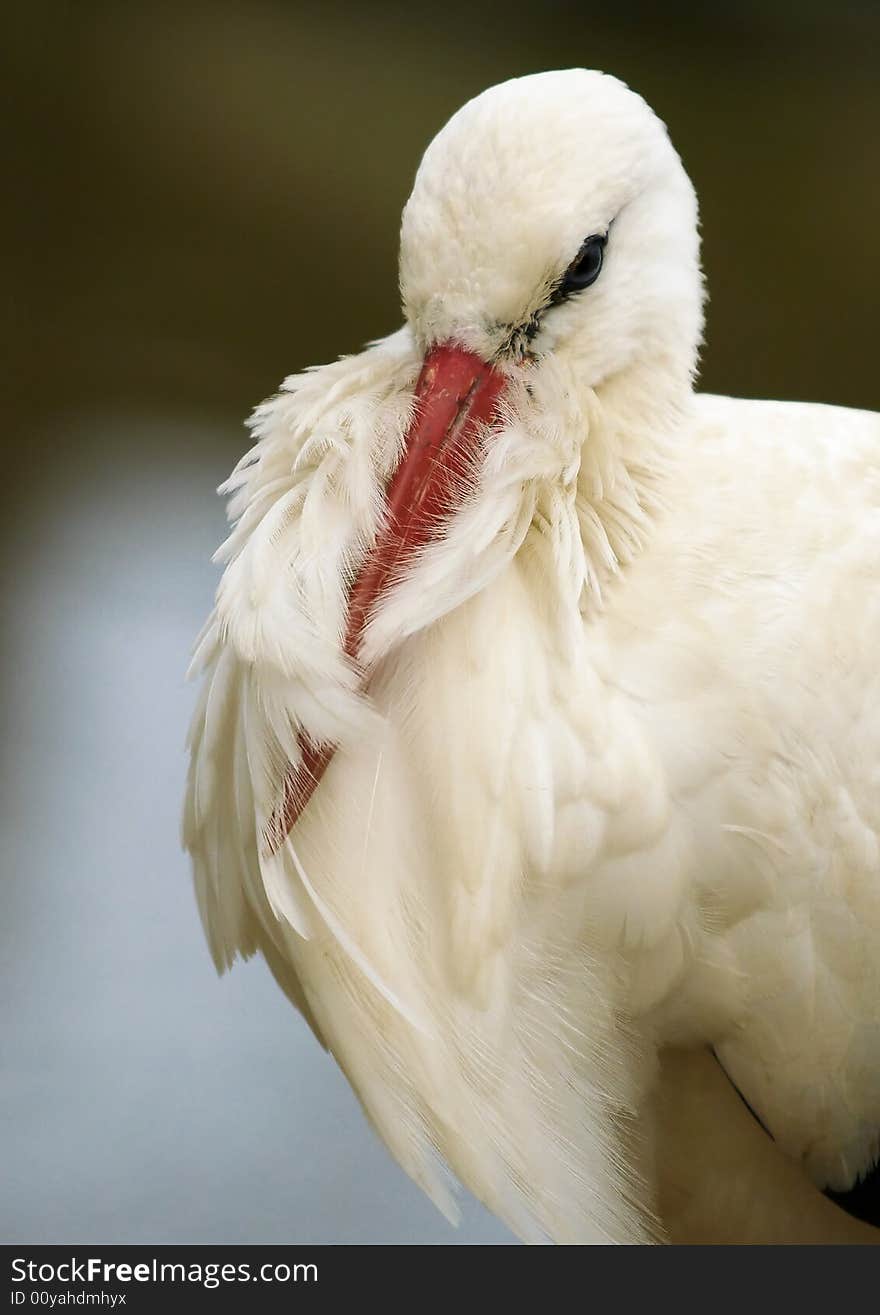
[557, 234, 607, 298]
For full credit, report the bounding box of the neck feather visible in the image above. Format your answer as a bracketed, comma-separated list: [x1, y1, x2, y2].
[517, 349, 692, 620]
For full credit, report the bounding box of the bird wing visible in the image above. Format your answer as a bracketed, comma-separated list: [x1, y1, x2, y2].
[601, 394, 880, 1197]
[689, 399, 880, 1195]
[182, 328, 421, 1034]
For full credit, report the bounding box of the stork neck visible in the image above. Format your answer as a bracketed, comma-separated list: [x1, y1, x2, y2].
[527, 348, 692, 617]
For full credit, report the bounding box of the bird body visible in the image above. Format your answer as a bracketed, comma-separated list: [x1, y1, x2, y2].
[185, 70, 880, 1242]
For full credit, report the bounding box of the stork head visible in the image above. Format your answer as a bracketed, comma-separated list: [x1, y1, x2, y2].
[355, 72, 705, 664]
[399, 69, 703, 387]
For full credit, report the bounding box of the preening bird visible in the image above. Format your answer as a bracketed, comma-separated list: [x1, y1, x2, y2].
[184, 69, 880, 1244]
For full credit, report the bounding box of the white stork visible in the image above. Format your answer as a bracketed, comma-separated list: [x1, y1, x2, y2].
[184, 69, 880, 1244]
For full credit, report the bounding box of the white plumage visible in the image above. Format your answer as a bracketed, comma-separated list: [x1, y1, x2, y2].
[184, 69, 880, 1243]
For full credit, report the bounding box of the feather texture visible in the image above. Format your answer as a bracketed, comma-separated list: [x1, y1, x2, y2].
[184, 69, 880, 1241]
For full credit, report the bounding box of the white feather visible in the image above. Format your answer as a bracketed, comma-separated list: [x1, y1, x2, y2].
[185, 68, 880, 1242]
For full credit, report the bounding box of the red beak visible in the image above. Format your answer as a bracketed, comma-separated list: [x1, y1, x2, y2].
[265, 343, 506, 853]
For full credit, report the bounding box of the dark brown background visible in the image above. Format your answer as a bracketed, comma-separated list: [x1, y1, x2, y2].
[9, 0, 880, 438]
[3, 0, 878, 1244]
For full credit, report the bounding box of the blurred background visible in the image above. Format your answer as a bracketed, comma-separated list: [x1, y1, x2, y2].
[3, 0, 879, 1244]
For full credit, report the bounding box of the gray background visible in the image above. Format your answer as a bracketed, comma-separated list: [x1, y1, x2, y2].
[2, 414, 512, 1243]
[3, 0, 878, 1243]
